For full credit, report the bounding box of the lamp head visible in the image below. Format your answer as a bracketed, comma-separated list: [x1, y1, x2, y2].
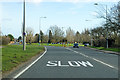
[94, 3, 98, 5]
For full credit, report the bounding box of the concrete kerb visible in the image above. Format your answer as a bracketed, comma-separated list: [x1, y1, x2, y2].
[85, 46, 120, 55]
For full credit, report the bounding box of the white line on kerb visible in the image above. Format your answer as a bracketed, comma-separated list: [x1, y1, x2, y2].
[13, 47, 47, 79]
[66, 48, 118, 70]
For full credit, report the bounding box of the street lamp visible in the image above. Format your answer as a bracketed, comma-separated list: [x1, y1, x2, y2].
[94, 3, 108, 48]
[23, 0, 26, 50]
[39, 17, 47, 45]
[85, 20, 93, 46]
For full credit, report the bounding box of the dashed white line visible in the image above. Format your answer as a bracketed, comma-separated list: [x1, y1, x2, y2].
[66, 48, 118, 70]
[92, 58, 117, 69]
[13, 47, 47, 79]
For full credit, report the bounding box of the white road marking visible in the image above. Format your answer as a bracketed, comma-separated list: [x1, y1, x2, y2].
[68, 61, 81, 67]
[46, 61, 58, 66]
[46, 61, 94, 67]
[77, 61, 94, 67]
[58, 61, 69, 67]
[66, 48, 118, 70]
[13, 47, 47, 79]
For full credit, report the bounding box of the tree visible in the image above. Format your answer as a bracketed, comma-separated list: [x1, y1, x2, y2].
[93, 2, 120, 47]
[43, 35, 49, 43]
[2, 36, 10, 45]
[48, 30, 52, 43]
[75, 31, 80, 43]
[49, 25, 64, 43]
[81, 30, 90, 43]
[8, 34, 14, 41]
[26, 27, 34, 44]
[34, 33, 39, 43]
[18, 36, 22, 42]
[40, 30, 44, 43]
[66, 27, 75, 43]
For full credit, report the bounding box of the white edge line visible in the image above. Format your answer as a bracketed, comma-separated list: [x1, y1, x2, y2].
[66, 48, 118, 70]
[13, 47, 47, 79]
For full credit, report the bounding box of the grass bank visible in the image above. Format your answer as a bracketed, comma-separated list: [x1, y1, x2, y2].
[2, 44, 44, 73]
[88, 46, 120, 52]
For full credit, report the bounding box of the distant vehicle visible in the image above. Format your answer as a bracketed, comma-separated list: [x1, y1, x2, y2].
[73, 42, 79, 48]
[83, 42, 90, 46]
[84, 43, 89, 46]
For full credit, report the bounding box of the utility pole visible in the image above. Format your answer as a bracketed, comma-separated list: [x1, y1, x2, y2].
[23, 0, 26, 50]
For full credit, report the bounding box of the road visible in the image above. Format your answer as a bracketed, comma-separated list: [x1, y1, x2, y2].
[15, 46, 118, 79]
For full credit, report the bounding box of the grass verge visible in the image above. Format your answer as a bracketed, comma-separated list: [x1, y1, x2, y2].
[2, 44, 44, 73]
[32, 43, 84, 47]
[88, 46, 120, 52]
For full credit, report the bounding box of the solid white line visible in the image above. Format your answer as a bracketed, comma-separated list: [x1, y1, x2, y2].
[13, 47, 47, 79]
[66, 48, 118, 70]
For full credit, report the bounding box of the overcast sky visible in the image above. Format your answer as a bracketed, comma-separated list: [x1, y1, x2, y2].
[0, 0, 119, 38]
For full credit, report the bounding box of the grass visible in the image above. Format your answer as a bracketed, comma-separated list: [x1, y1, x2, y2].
[88, 46, 120, 52]
[2, 44, 44, 73]
[32, 43, 84, 47]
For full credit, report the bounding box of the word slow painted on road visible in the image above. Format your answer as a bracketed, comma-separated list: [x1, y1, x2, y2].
[46, 61, 94, 67]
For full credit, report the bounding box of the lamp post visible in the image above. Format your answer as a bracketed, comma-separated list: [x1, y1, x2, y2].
[23, 0, 26, 50]
[94, 3, 108, 48]
[85, 20, 93, 46]
[39, 17, 47, 45]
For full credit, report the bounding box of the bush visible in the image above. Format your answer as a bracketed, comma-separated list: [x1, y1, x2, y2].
[114, 36, 120, 48]
[99, 37, 106, 47]
[2, 36, 10, 45]
[8, 34, 14, 41]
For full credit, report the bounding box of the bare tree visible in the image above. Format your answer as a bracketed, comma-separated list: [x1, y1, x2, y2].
[49, 25, 64, 43]
[2, 36, 10, 45]
[26, 27, 34, 44]
[75, 31, 80, 43]
[66, 27, 75, 43]
[33, 33, 39, 43]
[93, 2, 120, 47]
[80, 29, 90, 43]
[43, 35, 49, 43]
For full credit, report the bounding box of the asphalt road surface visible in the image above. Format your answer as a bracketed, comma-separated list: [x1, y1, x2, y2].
[16, 46, 118, 79]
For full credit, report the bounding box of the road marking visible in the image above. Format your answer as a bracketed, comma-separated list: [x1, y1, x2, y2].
[66, 48, 118, 70]
[77, 61, 94, 67]
[58, 61, 69, 67]
[46, 61, 94, 67]
[46, 61, 58, 66]
[13, 47, 47, 79]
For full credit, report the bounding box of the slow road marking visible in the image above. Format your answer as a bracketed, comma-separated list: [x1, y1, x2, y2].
[46, 61, 94, 67]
